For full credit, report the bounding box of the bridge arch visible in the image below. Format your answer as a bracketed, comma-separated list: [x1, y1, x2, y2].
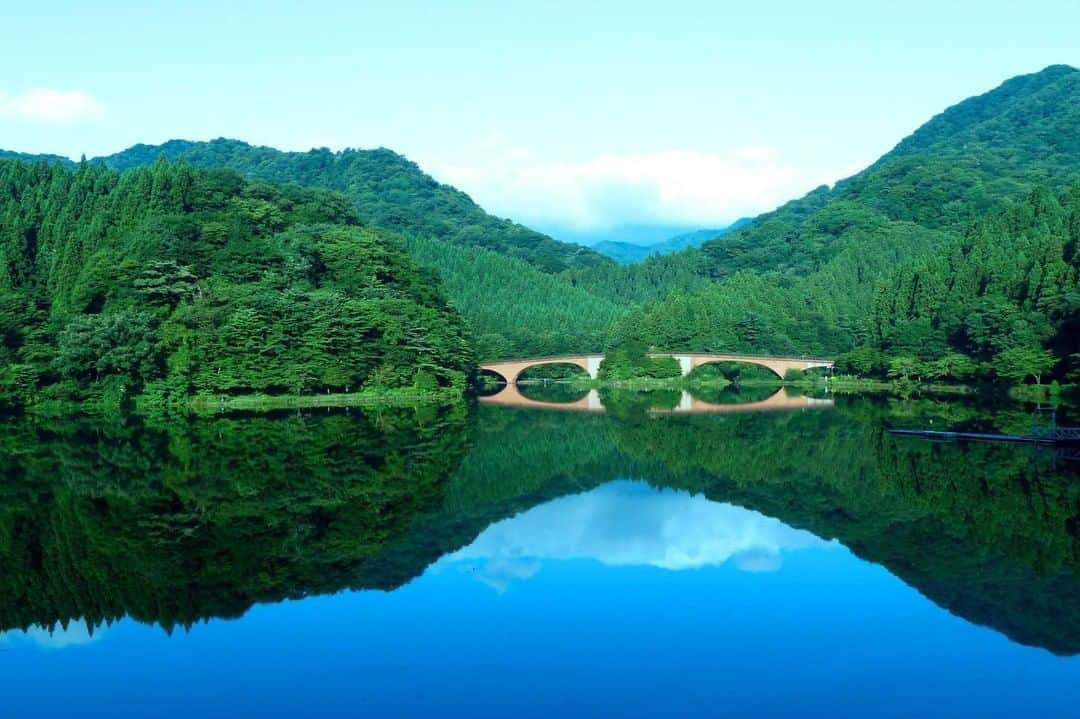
[673, 353, 833, 379]
[478, 355, 605, 385]
[684, 357, 787, 381]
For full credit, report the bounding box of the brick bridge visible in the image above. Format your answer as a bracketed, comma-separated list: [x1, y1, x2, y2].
[479, 352, 834, 385]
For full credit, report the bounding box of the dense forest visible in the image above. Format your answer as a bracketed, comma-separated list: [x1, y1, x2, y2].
[404, 234, 622, 358]
[849, 185, 1080, 382]
[0, 158, 472, 408]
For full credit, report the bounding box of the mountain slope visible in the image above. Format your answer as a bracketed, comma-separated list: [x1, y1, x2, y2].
[95, 139, 611, 273]
[693, 64, 1080, 281]
[613, 65, 1080, 361]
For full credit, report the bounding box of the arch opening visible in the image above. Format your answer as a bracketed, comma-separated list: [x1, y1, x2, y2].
[517, 362, 591, 382]
[688, 360, 785, 383]
[516, 363, 591, 404]
[475, 368, 510, 397]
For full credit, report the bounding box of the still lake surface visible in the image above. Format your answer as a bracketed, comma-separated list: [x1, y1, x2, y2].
[2, 389, 1079, 717]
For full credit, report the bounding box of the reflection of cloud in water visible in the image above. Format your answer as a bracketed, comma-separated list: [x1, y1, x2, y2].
[444, 480, 833, 589]
[0, 620, 105, 650]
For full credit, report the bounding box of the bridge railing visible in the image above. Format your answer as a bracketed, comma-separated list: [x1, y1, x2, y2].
[479, 352, 835, 365]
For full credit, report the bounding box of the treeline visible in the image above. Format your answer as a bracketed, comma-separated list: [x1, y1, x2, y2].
[2, 66, 1077, 376]
[0, 158, 472, 408]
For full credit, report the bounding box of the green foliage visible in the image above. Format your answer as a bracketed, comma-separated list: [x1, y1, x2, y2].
[993, 347, 1057, 385]
[597, 342, 681, 380]
[404, 234, 623, 359]
[0, 158, 473, 406]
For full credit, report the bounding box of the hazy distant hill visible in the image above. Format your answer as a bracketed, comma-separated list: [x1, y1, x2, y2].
[593, 220, 750, 263]
[0, 149, 72, 165]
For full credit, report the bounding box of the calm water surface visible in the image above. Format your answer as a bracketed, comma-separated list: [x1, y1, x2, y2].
[2, 391, 1079, 717]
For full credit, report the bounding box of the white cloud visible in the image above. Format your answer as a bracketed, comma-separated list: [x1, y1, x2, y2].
[431, 136, 853, 231]
[0, 89, 105, 124]
[440, 480, 835, 591]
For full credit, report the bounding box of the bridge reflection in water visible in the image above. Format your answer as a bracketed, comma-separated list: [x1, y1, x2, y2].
[478, 385, 833, 413]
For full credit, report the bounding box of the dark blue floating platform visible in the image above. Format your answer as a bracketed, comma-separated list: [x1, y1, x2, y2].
[888, 428, 1080, 445]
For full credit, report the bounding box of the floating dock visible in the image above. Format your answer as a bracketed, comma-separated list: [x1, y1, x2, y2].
[888, 427, 1080, 445]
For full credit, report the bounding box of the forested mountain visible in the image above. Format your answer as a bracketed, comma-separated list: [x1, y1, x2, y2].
[609, 65, 1080, 374]
[94, 139, 610, 274]
[0, 149, 73, 165]
[0, 158, 472, 407]
[694, 64, 1079, 281]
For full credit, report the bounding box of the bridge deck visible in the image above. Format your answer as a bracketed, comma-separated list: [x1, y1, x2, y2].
[480, 352, 835, 365]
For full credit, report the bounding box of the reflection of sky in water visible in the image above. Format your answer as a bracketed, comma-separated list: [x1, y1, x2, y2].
[0, 620, 105, 650]
[441, 480, 835, 590]
[3, 484, 1079, 717]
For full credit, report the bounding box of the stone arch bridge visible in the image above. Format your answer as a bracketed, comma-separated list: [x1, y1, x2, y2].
[479, 352, 834, 386]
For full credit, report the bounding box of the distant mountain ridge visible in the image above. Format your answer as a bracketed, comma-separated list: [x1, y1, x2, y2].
[593, 220, 751, 263]
[692, 64, 1080, 281]
[2, 138, 611, 274]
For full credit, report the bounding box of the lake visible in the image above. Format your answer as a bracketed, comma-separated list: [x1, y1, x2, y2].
[2, 390, 1079, 717]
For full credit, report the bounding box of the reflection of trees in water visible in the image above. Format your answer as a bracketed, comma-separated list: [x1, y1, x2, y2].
[0, 407, 471, 634]
[2, 396, 1079, 654]
[686, 383, 780, 404]
[517, 381, 590, 404]
[597, 388, 681, 420]
[451, 398, 1080, 654]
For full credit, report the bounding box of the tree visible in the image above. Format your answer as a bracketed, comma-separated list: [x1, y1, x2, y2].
[887, 355, 923, 382]
[993, 347, 1056, 384]
[926, 353, 978, 381]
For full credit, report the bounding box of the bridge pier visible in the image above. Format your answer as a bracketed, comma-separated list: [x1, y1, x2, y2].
[674, 355, 692, 377]
[587, 356, 602, 380]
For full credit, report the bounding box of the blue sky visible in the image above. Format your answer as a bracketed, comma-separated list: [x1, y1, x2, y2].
[4, 1, 1078, 231]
